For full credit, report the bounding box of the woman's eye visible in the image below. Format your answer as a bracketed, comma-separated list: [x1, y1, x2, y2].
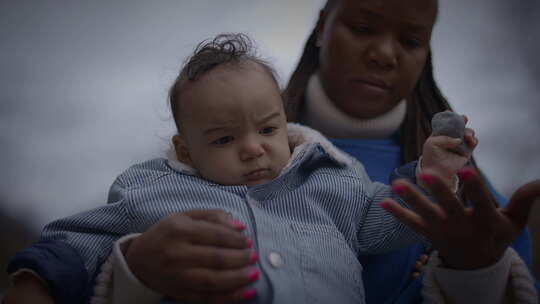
[212, 136, 234, 145]
[259, 127, 277, 135]
[403, 37, 421, 49]
[351, 24, 372, 34]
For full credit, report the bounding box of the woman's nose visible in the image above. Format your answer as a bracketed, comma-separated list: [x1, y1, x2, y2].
[239, 140, 265, 161]
[366, 36, 398, 71]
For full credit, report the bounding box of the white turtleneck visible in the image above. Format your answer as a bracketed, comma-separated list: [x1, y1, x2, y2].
[301, 72, 407, 139]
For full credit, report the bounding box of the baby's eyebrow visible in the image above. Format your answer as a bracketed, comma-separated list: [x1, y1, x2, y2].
[203, 126, 228, 135]
[258, 112, 281, 124]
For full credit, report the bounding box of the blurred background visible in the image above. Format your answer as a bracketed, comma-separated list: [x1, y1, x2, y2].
[1, 0, 539, 292]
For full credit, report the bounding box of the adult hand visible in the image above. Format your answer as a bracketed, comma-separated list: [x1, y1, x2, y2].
[3, 272, 54, 304]
[126, 209, 258, 303]
[381, 167, 540, 270]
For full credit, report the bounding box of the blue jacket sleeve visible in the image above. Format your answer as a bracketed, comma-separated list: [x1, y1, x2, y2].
[7, 240, 89, 304]
[6, 178, 132, 304]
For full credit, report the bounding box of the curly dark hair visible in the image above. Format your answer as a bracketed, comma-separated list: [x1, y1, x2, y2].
[169, 33, 278, 133]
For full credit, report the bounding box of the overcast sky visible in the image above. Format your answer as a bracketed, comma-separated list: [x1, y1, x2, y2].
[1, 0, 539, 231]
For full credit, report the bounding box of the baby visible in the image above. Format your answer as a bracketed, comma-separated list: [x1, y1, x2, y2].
[8, 34, 475, 304]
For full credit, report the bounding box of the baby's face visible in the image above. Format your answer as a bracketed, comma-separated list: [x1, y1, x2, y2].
[175, 62, 291, 186]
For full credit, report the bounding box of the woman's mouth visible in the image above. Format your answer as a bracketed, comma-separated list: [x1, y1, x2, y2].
[352, 78, 391, 95]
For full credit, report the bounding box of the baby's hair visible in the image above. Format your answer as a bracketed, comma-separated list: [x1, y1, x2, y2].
[169, 33, 278, 133]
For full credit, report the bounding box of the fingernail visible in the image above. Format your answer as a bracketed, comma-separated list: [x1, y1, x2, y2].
[246, 239, 253, 248]
[231, 219, 246, 230]
[392, 184, 408, 195]
[250, 251, 258, 264]
[248, 269, 260, 282]
[419, 173, 436, 185]
[241, 289, 257, 300]
[458, 168, 476, 181]
[379, 201, 391, 210]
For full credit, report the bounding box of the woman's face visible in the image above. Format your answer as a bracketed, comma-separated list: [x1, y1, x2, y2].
[317, 0, 437, 119]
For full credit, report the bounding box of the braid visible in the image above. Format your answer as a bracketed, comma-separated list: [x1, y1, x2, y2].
[283, 28, 319, 122]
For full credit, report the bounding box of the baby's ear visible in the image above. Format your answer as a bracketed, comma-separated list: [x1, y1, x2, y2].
[172, 134, 192, 165]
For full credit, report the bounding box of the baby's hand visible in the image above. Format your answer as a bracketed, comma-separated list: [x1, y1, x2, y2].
[421, 114, 478, 189]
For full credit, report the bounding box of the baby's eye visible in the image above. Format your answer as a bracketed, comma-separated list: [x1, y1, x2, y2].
[259, 127, 277, 135]
[212, 136, 234, 145]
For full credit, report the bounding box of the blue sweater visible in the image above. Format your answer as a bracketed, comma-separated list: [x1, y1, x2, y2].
[330, 136, 537, 304]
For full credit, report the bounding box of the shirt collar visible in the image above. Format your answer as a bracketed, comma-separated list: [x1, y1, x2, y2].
[301, 72, 407, 139]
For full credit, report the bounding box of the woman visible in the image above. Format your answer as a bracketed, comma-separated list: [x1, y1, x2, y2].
[283, 0, 539, 302]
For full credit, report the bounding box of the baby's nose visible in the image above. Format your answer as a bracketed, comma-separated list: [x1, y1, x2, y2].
[240, 141, 264, 161]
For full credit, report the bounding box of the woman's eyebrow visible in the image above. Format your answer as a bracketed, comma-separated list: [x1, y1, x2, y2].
[403, 22, 430, 33]
[354, 8, 383, 18]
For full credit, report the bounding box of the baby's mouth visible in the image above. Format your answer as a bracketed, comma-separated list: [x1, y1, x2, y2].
[244, 168, 271, 181]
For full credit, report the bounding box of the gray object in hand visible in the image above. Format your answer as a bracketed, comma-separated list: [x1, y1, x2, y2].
[431, 111, 469, 155]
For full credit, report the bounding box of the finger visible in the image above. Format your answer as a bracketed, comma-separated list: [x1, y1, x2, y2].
[391, 180, 447, 224]
[184, 209, 246, 231]
[462, 115, 468, 124]
[170, 287, 257, 304]
[505, 179, 540, 228]
[418, 171, 466, 218]
[464, 127, 475, 138]
[188, 220, 250, 249]
[186, 245, 257, 270]
[458, 167, 498, 218]
[181, 266, 260, 292]
[464, 128, 477, 149]
[380, 199, 430, 237]
[211, 289, 258, 303]
[428, 136, 462, 150]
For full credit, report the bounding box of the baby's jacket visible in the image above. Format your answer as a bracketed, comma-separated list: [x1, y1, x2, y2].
[10, 124, 422, 304]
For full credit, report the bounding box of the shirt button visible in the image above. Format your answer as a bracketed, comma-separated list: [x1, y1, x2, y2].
[268, 252, 284, 268]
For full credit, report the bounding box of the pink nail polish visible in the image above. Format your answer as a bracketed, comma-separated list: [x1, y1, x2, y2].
[246, 239, 253, 248]
[231, 219, 246, 230]
[250, 251, 258, 264]
[241, 289, 257, 300]
[392, 184, 408, 195]
[248, 269, 260, 282]
[379, 201, 391, 211]
[419, 173, 436, 185]
[458, 168, 476, 181]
